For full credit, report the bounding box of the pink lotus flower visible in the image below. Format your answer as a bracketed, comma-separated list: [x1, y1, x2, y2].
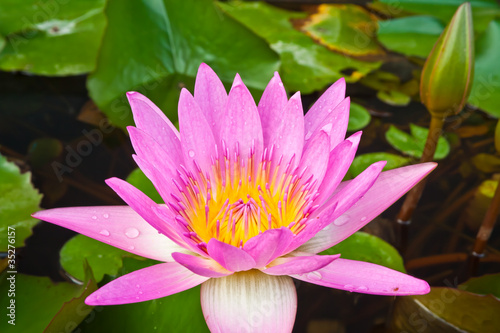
[34, 64, 435, 332]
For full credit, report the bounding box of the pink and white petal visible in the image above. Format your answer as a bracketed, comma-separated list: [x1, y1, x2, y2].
[315, 132, 362, 205]
[292, 259, 430, 296]
[33, 206, 185, 262]
[172, 252, 233, 278]
[220, 84, 264, 162]
[304, 78, 345, 138]
[128, 126, 179, 180]
[300, 163, 437, 253]
[267, 92, 305, 170]
[243, 227, 295, 267]
[86, 262, 209, 305]
[207, 238, 256, 272]
[194, 63, 228, 140]
[201, 270, 297, 333]
[258, 72, 288, 146]
[105, 177, 187, 248]
[126, 92, 183, 165]
[178, 88, 217, 172]
[263, 254, 339, 276]
[298, 130, 330, 186]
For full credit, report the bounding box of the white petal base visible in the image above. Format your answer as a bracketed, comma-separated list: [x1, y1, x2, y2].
[201, 270, 297, 333]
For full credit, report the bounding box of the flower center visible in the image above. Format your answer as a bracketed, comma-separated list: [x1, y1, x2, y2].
[169, 148, 319, 247]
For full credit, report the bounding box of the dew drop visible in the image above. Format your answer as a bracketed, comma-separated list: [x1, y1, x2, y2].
[357, 286, 368, 291]
[125, 227, 140, 239]
[304, 131, 313, 140]
[306, 271, 322, 281]
[128, 245, 135, 250]
[136, 284, 141, 288]
[188, 150, 195, 158]
[91, 215, 98, 220]
[360, 216, 367, 222]
[103, 213, 109, 219]
[344, 284, 354, 291]
[99, 229, 110, 237]
[136, 296, 140, 300]
[333, 215, 349, 226]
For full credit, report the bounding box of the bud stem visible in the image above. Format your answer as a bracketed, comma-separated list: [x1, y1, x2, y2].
[395, 116, 444, 252]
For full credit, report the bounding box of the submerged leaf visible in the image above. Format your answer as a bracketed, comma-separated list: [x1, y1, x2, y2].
[0, 154, 42, 251]
[385, 124, 450, 160]
[219, 1, 381, 93]
[300, 4, 385, 56]
[459, 273, 500, 299]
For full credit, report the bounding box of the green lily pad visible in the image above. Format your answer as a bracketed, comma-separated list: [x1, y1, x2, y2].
[377, 89, 411, 106]
[320, 231, 406, 273]
[0, 264, 97, 333]
[385, 124, 450, 160]
[0, 0, 106, 75]
[459, 273, 500, 298]
[77, 257, 210, 333]
[126, 168, 163, 204]
[468, 19, 500, 118]
[60, 234, 144, 283]
[218, 1, 381, 94]
[347, 102, 371, 131]
[87, 0, 279, 130]
[300, 4, 385, 57]
[377, 16, 444, 57]
[373, 0, 500, 34]
[347, 152, 411, 179]
[0, 154, 42, 251]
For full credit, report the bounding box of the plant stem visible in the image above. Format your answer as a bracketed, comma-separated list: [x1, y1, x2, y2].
[395, 116, 444, 251]
[472, 180, 500, 256]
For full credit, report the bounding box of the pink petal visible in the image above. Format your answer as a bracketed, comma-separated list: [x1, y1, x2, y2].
[220, 84, 264, 162]
[267, 92, 305, 170]
[32, 206, 185, 262]
[178, 88, 217, 172]
[194, 63, 228, 141]
[315, 132, 362, 205]
[243, 227, 295, 267]
[172, 252, 232, 278]
[128, 126, 178, 181]
[304, 78, 346, 144]
[131, 154, 174, 203]
[263, 254, 340, 276]
[201, 271, 296, 333]
[292, 258, 430, 295]
[207, 238, 256, 272]
[258, 72, 288, 146]
[300, 163, 437, 253]
[126, 92, 183, 166]
[85, 262, 209, 305]
[298, 130, 330, 186]
[105, 177, 187, 248]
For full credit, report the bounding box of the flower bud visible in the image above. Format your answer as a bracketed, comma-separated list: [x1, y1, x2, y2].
[420, 2, 474, 119]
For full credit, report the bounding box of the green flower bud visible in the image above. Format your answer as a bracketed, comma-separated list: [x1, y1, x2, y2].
[420, 2, 474, 119]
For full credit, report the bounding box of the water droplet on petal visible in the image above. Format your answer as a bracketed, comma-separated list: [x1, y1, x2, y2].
[360, 216, 367, 222]
[188, 150, 195, 158]
[103, 213, 109, 219]
[138, 291, 143, 295]
[128, 245, 135, 250]
[125, 227, 140, 239]
[344, 284, 354, 291]
[333, 215, 349, 226]
[305, 131, 313, 140]
[357, 286, 368, 291]
[91, 215, 98, 220]
[99, 229, 110, 237]
[136, 284, 140, 288]
[306, 271, 322, 281]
